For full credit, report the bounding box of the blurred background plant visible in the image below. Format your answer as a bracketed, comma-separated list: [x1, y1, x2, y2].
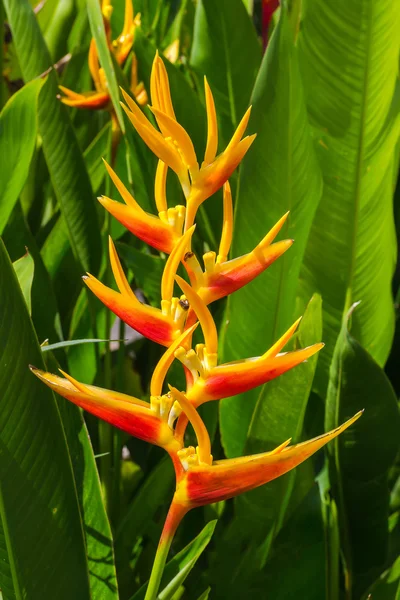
[0, 0, 400, 599]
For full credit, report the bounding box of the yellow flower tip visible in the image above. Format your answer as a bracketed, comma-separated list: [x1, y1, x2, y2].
[150, 323, 199, 397]
[175, 275, 218, 355]
[262, 317, 303, 359]
[58, 368, 91, 395]
[270, 438, 292, 455]
[168, 386, 212, 466]
[161, 226, 196, 303]
[259, 211, 291, 250]
[108, 236, 136, 299]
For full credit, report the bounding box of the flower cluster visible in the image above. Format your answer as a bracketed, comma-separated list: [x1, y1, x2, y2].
[59, 0, 147, 113]
[32, 52, 361, 598]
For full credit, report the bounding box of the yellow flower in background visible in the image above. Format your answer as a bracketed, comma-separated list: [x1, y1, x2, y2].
[59, 0, 147, 111]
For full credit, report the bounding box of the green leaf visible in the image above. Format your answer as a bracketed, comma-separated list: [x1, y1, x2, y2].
[325, 305, 400, 597]
[40, 124, 110, 284]
[84, 122, 111, 192]
[363, 555, 400, 600]
[4, 202, 62, 342]
[114, 457, 174, 595]
[116, 242, 165, 305]
[4, 0, 102, 275]
[12, 250, 34, 316]
[55, 396, 118, 598]
[249, 486, 326, 600]
[220, 6, 322, 457]
[131, 521, 217, 600]
[234, 294, 323, 551]
[41, 338, 118, 351]
[297, 0, 400, 393]
[196, 589, 211, 600]
[190, 0, 261, 138]
[87, 0, 125, 131]
[0, 238, 91, 599]
[212, 295, 322, 590]
[0, 78, 43, 234]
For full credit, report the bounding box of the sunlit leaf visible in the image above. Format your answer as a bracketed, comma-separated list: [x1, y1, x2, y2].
[4, 0, 102, 275]
[12, 249, 34, 315]
[0, 78, 43, 234]
[326, 305, 400, 597]
[0, 238, 91, 599]
[297, 0, 400, 393]
[220, 6, 322, 457]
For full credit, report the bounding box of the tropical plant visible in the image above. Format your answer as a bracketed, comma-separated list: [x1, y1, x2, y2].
[0, 1, 399, 599]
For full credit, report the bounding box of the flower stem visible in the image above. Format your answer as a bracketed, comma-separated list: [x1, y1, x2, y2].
[144, 499, 188, 600]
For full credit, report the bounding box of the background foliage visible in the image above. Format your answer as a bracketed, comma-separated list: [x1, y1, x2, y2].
[1, 0, 400, 598]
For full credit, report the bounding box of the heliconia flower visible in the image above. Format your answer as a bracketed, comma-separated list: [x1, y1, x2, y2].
[184, 182, 293, 306]
[83, 228, 196, 347]
[105, 0, 141, 65]
[120, 53, 256, 230]
[29, 366, 181, 453]
[173, 283, 323, 405]
[59, 0, 146, 110]
[169, 390, 363, 508]
[59, 40, 110, 110]
[98, 159, 185, 254]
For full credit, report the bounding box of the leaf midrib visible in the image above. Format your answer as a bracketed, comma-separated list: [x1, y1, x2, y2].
[345, 3, 373, 313]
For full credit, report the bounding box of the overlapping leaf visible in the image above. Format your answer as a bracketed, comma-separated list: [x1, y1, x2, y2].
[0, 239, 91, 599]
[4, 0, 102, 274]
[326, 307, 400, 597]
[220, 6, 322, 457]
[297, 0, 400, 393]
[190, 0, 261, 141]
[0, 79, 43, 235]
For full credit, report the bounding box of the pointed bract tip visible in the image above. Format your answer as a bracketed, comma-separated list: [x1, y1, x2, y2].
[82, 275, 89, 281]
[29, 364, 38, 372]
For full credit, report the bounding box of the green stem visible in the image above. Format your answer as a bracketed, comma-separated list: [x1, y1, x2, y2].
[99, 124, 116, 516]
[144, 500, 188, 600]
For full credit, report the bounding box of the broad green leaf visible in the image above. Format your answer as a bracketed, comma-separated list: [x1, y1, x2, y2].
[220, 6, 322, 457]
[234, 295, 323, 550]
[12, 250, 34, 316]
[131, 521, 217, 600]
[40, 123, 110, 285]
[0, 79, 43, 234]
[55, 396, 118, 599]
[210, 485, 326, 599]
[212, 295, 322, 590]
[40, 215, 70, 279]
[248, 486, 326, 600]
[43, 0, 76, 61]
[0, 239, 91, 599]
[317, 466, 341, 600]
[4, 202, 62, 342]
[190, 0, 261, 139]
[84, 122, 111, 192]
[116, 242, 165, 305]
[325, 306, 400, 598]
[115, 457, 174, 596]
[363, 555, 400, 600]
[297, 0, 400, 393]
[4, 0, 102, 275]
[87, 0, 125, 131]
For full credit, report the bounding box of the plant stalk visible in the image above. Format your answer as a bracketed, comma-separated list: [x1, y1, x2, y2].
[144, 499, 188, 600]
